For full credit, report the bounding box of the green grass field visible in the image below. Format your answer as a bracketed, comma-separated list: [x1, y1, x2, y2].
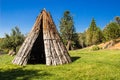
[0, 49, 120, 80]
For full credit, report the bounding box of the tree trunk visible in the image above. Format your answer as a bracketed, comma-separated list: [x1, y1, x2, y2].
[8, 49, 15, 56]
[66, 40, 72, 50]
[81, 42, 84, 48]
[71, 46, 74, 50]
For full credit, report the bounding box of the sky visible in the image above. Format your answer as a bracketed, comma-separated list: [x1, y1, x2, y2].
[0, 0, 120, 38]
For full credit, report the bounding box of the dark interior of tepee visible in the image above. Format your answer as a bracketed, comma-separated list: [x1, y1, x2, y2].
[12, 9, 71, 66]
[27, 20, 46, 64]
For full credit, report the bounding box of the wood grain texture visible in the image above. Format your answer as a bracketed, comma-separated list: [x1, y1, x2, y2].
[12, 9, 71, 66]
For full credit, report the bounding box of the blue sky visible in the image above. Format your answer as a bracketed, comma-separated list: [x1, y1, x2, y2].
[0, 0, 120, 37]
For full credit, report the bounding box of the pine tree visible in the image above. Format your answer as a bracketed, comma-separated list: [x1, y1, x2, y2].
[86, 18, 103, 46]
[59, 11, 75, 50]
[115, 16, 120, 25]
[78, 32, 86, 48]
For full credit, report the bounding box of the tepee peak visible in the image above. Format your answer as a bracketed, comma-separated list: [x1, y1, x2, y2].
[43, 8, 46, 11]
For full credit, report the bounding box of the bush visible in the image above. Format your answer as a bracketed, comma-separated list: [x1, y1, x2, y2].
[91, 45, 101, 51]
[0, 49, 3, 54]
[0, 48, 9, 54]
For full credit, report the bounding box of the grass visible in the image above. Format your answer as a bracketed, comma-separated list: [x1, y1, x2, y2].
[0, 48, 120, 80]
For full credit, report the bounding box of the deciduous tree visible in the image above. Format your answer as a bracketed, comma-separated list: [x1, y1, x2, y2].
[1, 27, 24, 55]
[103, 22, 120, 41]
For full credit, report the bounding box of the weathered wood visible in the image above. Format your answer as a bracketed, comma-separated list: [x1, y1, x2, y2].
[12, 14, 42, 65]
[12, 9, 71, 66]
[46, 11, 71, 64]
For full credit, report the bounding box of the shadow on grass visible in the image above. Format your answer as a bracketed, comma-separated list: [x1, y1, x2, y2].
[71, 56, 80, 62]
[0, 68, 52, 80]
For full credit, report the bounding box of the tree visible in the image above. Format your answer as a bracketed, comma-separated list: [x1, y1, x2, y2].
[1, 27, 24, 55]
[72, 33, 81, 49]
[115, 16, 120, 25]
[86, 18, 103, 46]
[103, 22, 120, 41]
[0, 38, 4, 50]
[78, 32, 86, 48]
[59, 11, 75, 50]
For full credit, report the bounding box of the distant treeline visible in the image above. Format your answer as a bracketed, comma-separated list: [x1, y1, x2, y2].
[59, 11, 120, 50]
[0, 11, 120, 54]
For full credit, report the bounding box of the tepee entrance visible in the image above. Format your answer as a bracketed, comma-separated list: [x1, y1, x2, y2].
[12, 9, 71, 65]
[28, 19, 45, 64]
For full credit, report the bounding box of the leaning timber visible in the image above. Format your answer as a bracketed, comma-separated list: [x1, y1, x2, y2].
[12, 9, 71, 66]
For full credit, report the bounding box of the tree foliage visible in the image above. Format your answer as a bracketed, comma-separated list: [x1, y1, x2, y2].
[78, 32, 86, 48]
[1, 27, 24, 53]
[103, 22, 120, 41]
[86, 18, 103, 46]
[59, 11, 75, 50]
[115, 16, 120, 25]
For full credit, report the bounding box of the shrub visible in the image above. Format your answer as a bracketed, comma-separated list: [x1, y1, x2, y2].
[0, 48, 9, 54]
[91, 45, 101, 51]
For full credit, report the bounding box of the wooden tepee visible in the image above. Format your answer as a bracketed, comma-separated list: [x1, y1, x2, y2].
[12, 9, 71, 66]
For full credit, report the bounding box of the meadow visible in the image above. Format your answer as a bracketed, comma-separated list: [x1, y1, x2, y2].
[0, 48, 120, 80]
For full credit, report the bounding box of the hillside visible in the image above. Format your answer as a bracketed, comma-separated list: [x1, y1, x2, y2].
[93, 38, 120, 50]
[99, 38, 120, 49]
